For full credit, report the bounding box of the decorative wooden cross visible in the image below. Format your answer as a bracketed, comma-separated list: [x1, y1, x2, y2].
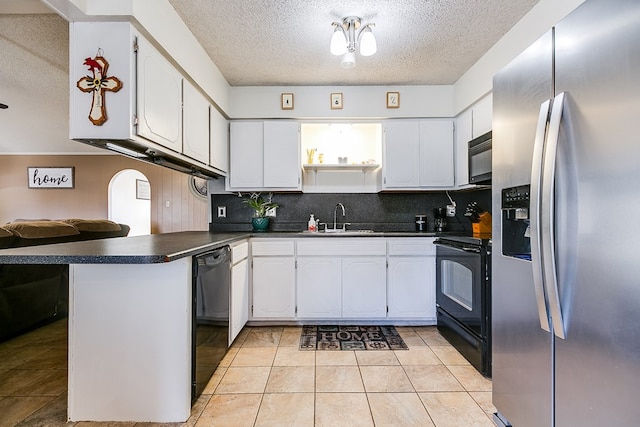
[77, 54, 122, 126]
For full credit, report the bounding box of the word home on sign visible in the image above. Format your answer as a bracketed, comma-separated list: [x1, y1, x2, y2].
[27, 167, 75, 189]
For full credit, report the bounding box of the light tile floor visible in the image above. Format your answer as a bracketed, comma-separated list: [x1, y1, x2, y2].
[0, 320, 496, 426]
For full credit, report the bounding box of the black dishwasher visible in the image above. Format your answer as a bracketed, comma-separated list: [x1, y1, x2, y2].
[192, 246, 230, 402]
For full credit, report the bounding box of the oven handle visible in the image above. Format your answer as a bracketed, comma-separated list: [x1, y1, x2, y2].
[461, 246, 481, 253]
[433, 241, 481, 253]
[530, 98, 552, 333]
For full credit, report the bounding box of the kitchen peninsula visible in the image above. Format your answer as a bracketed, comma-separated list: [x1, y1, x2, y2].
[0, 231, 245, 422]
[0, 230, 444, 422]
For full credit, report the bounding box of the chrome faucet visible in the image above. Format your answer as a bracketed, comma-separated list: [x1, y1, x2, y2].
[334, 203, 346, 231]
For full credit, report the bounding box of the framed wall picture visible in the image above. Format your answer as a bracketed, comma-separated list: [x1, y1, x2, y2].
[330, 93, 343, 109]
[281, 93, 294, 110]
[27, 167, 74, 189]
[136, 179, 151, 200]
[386, 92, 400, 108]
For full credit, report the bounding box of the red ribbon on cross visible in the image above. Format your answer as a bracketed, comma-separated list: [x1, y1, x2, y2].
[77, 55, 122, 126]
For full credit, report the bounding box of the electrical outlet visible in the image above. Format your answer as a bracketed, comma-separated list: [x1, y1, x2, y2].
[217, 206, 226, 218]
[165, 200, 170, 208]
[266, 207, 276, 217]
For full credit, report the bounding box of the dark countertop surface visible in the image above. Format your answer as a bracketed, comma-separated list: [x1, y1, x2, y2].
[0, 230, 454, 265]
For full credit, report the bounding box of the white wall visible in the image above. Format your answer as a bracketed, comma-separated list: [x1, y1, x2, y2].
[108, 169, 151, 236]
[453, 0, 586, 113]
[45, 0, 587, 120]
[230, 85, 454, 119]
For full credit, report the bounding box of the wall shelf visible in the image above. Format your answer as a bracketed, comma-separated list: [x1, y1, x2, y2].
[302, 164, 380, 173]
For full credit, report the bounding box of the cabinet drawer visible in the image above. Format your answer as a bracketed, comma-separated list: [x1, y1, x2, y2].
[231, 241, 249, 263]
[297, 238, 386, 256]
[387, 238, 436, 256]
[251, 240, 295, 256]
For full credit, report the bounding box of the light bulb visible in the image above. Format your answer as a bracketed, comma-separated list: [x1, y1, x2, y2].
[330, 27, 347, 55]
[359, 27, 377, 56]
[341, 51, 356, 69]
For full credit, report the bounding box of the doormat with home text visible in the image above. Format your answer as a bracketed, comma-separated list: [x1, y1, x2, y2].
[299, 325, 408, 350]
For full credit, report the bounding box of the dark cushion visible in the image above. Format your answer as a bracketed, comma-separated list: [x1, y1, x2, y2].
[60, 218, 122, 232]
[4, 221, 80, 239]
[0, 227, 15, 249]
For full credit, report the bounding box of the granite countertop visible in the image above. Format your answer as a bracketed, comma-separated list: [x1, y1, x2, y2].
[0, 230, 454, 265]
[0, 231, 249, 265]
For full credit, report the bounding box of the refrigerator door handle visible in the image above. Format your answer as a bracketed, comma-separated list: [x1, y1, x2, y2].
[541, 92, 567, 339]
[530, 99, 552, 333]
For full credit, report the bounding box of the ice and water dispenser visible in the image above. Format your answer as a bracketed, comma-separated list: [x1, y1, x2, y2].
[501, 185, 531, 260]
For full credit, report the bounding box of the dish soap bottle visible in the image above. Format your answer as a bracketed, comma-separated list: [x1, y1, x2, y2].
[308, 214, 317, 232]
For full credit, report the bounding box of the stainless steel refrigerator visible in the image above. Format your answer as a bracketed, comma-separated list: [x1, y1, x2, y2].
[492, 0, 640, 426]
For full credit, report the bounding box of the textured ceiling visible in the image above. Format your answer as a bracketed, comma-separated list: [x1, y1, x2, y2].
[167, 0, 540, 86]
[0, 14, 98, 154]
[0, 0, 540, 154]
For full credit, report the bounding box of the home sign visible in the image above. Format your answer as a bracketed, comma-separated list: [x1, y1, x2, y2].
[28, 167, 75, 189]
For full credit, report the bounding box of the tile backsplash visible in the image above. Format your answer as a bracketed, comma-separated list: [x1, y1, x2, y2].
[210, 189, 491, 233]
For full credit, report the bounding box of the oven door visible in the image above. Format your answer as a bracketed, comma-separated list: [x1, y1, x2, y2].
[435, 243, 484, 337]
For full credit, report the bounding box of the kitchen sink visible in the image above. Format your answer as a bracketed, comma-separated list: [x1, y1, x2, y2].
[303, 229, 377, 235]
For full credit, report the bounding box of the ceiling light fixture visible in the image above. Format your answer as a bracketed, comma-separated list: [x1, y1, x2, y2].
[330, 16, 376, 69]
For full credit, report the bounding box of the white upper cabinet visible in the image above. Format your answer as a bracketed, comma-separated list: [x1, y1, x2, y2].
[419, 120, 454, 187]
[182, 81, 210, 164]
[472, 93, 493, 138]
[382, 121, 421, 188]
[69, 22, 136, 140]
[69, 22, 224, 178]
[136, 35, 183, 153]
[455, 109, 473, 187]
[229, 121, 264, 189]
[263, 121, 301, 188]
[210, 107, 228, 174]
[454, 93, 492, 188]
[383, 120, 454, 189]
[228, 121, 301, 191]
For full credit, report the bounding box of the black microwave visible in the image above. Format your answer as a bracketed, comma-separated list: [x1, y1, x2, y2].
[468, 131, 492, 184]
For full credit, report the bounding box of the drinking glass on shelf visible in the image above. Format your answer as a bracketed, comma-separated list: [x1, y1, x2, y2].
[306, 148, 316, 164]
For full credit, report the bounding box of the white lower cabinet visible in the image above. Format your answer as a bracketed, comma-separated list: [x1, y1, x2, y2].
[342, 257, 387, 318]
[230, 241, 249, 344]
[296, 238, 388, 319]
[251, 240, 296, 319]
[252, 257, 295, 318]
[296, 257, 342, 318]
[387, 257, 435, 318]
[246, 237, 436, 323]
[386, 238, 436, 320]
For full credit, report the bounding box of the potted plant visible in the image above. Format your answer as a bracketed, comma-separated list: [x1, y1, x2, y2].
[242, 192, 279, 231]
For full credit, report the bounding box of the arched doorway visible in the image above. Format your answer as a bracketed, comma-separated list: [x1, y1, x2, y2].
[108, 169, 151, 236]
